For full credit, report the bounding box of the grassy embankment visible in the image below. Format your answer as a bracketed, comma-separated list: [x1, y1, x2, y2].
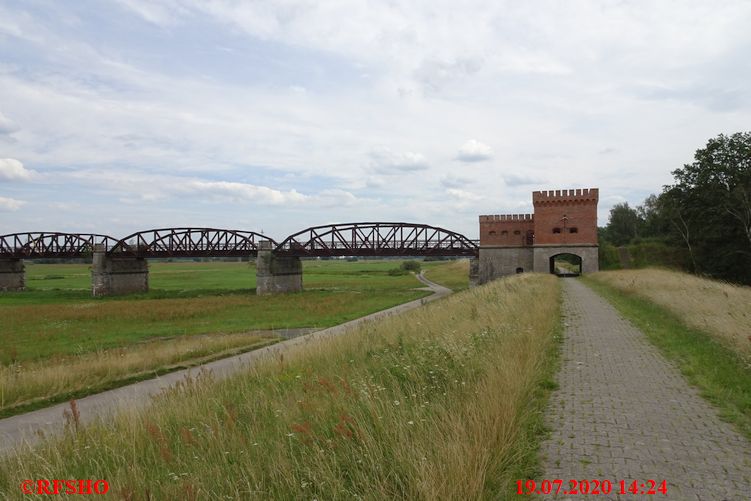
[423, 259, 470, 291]
[584, 269, 751, 438]
[0, 260, 462, 416]
[1, 273, 560, 500]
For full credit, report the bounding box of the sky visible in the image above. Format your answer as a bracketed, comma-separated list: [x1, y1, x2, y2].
[1, 0, 750, 240]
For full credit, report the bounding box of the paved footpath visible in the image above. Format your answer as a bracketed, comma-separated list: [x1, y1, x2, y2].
[540, 279, 751, 501]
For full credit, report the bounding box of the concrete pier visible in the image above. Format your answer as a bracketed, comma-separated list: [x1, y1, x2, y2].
[256, 240, 302, 295]
[0, 259, 24, 291]
[91, 244, 149, 297]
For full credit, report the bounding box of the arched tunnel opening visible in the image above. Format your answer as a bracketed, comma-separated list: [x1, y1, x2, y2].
[549, 253, 582, 277]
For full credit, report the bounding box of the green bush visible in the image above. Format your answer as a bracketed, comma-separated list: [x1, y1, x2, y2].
[598, 242, 621, 270]
[400, 260, 421, 273]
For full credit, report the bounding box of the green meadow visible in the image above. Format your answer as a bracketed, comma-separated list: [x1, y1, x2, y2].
[0, 259, 468, 415]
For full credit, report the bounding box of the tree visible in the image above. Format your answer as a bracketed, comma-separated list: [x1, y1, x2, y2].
[605, 202, 640, 246]
[662, 132, 751, 283]
[671, 132, 751, 251]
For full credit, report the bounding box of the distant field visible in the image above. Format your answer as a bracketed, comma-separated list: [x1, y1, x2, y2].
[0, 259, 467, 414]
[0, 273, 560, 499]
[1, 260, 437, 363]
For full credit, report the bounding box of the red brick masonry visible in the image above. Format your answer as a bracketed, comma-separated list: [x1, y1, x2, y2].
[479, 188, 599, 247]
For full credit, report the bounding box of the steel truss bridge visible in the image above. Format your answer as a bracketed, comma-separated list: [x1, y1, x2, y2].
[0, 223, 479, 260]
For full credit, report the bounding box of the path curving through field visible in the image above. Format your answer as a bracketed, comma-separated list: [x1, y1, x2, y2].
[540, 278, 751, 500]
[0, 272, 451, 456]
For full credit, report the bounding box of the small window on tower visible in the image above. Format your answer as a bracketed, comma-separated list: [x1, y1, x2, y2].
[553, 227, 561, 234]
[569, 227, 578, 233]
[513, 230, 521, 235]
[501, 230, 508, 236]
[488, 230, 497, 236]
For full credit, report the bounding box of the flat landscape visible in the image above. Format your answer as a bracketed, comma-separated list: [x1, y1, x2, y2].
[1, 272, 560, 499]
[0, 259, 467, 416]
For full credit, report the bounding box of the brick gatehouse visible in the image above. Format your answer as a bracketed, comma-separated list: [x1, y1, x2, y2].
[476, 188, 599, 283]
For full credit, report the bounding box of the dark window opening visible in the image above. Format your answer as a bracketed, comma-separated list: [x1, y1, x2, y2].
[488, 230, 496, 236]
[569, 227, 578, 233]
[501, 230, 508, 236]
[553, 227, 561, 234]
[515, 267, 524, 273]
[513, 230, 521, 235]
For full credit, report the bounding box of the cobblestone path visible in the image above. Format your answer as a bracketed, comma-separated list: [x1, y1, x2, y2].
[539, 279, 751, 500]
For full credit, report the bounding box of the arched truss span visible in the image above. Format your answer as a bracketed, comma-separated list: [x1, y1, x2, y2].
[109, 228, 275, 258]
[275, 222, 479, 257]
[0, 232, 118, 259]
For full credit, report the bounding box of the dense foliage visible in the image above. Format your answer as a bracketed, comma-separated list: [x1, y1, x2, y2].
[601, 132, 751, 284]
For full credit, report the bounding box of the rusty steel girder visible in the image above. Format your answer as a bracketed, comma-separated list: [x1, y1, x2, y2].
[0, 232, 119, 259]
[275, 222, 479, 257]
[1, 224, 478, 259]
[108, 228, 275, 258]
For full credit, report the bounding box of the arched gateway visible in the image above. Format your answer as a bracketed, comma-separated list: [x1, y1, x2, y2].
[476, 188, 599, 284]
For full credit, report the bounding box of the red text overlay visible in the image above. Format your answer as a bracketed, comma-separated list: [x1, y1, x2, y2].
[20, 479, 109, 495]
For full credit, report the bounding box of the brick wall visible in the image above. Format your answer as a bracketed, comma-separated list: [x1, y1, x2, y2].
[479, 214, 534, 246]
[532, 189, 598, 245]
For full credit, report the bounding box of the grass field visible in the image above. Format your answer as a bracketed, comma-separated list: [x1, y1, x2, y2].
[0, 259, 467, 415]
[585, 269, 751, 439]
[423, 259, 470, 291]
[0, 273, 560, 500]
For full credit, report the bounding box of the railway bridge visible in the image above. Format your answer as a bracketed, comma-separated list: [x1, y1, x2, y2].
[0, 223, 479, 296]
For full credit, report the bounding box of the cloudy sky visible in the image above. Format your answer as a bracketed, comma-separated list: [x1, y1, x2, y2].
[1, 0, 749, 239]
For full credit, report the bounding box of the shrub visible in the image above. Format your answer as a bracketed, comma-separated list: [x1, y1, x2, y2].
[400, 260, 421, 273]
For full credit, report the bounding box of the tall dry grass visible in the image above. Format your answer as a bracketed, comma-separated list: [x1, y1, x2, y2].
[589, 269, 751, 357]
[1, 273, 559, 500]
[0, 333, 278, 413]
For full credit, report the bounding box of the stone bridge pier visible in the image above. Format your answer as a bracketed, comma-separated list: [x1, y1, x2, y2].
[255, 240, 302, 295]
[0, 258, 25, 291]
[91, 244, 149, 297]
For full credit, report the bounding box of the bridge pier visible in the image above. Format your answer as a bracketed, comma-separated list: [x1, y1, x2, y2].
[91, 244, 149, 297]
[256, 240, 302, 295]
[0, 258, 25, 291]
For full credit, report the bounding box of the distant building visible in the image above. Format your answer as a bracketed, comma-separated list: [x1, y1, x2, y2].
[477, 188, 599, 283]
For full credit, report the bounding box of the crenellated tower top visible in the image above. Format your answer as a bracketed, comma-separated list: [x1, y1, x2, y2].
[532, 188, 599, 206]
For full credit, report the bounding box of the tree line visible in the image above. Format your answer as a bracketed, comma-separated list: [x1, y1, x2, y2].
[601, 131, 751, 285]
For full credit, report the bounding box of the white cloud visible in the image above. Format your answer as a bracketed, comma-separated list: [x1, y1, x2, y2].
[504, 174, 547, 187]
[456, 140, 493, 162]
[0, 159, 35, 181]
[446, 188, 477, 201]
[114, 0, 188, 26]
[183, 180, 308, 205]
[370, 148, 429, 174]
[313, 189, 359, 208]
[440, 174, 473, 188]
[0, 112, 19, 135]
[0, 196, 25, 211]
[1, 1, 751, 236]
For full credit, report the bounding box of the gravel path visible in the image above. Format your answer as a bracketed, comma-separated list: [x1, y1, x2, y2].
[539, 278, 751, 500]
[0, 273, 450, 456]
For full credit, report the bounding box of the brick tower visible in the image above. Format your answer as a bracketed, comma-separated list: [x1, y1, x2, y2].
[477, 188, 599, 283]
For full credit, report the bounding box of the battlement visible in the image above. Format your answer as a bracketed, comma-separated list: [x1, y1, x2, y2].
[532, 188, 598, 204]
[479, 213, 534, 223]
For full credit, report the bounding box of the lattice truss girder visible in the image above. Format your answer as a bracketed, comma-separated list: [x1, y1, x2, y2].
[0, 223, 479, 259]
